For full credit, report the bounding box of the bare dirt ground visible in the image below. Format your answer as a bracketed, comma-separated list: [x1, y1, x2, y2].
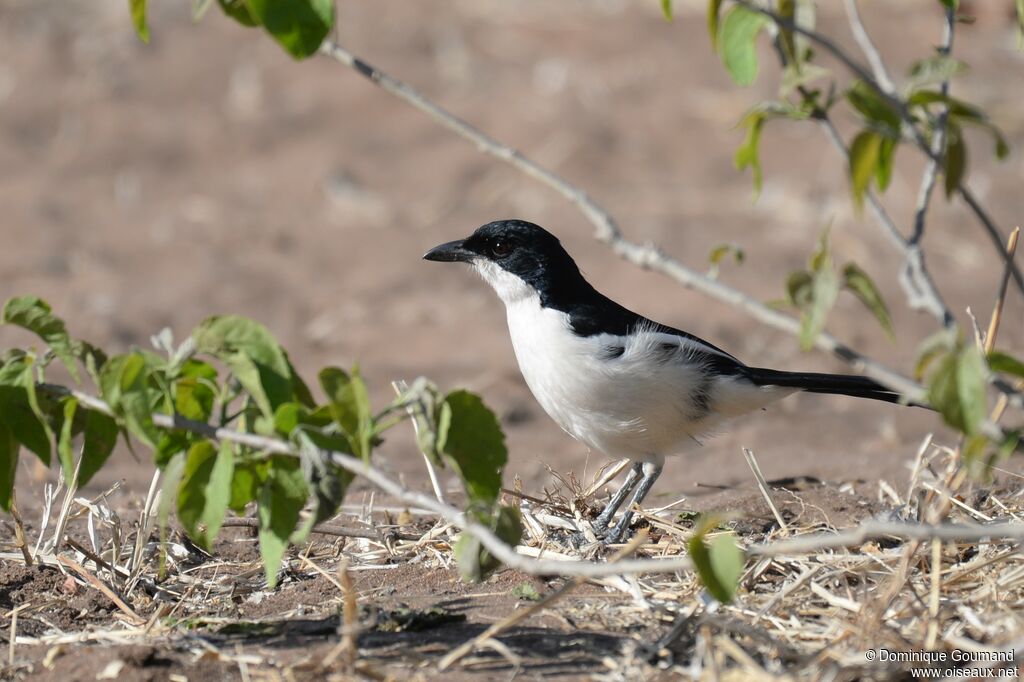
[2, 0, 1024, 679]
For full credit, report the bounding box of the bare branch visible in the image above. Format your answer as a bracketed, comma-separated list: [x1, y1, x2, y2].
[909, 7, 954, 247]
[842, 0, 897, 94]
[318, 38, 925, 403]
[748, 519, 1024, 557]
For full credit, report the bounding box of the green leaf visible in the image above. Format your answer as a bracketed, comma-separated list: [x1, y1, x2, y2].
[796, 230, 839, 351]
[909, 90, 1010, 160]
[907, 56, 967, 91]
[708, 0, 724, 49]
[455, 505, 522, 582]
[845, 81, 901, 135]
[129, 0, 150, 43]
[440, 390, 507, 507]
[193, 316, 296, 419]
[2, 295, 80, 383]
[848, 130, 883, 210]
[0, 422, 17, 511]
[294, 431, 352, 529]
[230, 461, 263, 512]
[955, 345, 988, 436]
[661, 0, 673, 21]
[80, 409, 118, 487]
[718, 6, 768, 87]
[319, 367, 373, 459]
[875, 136, 897, 192]
[915, 330, 956, 380]
[178, 440, 234, 551]
[734, 110, 767, 194]
[0, 357, 53, 466]
[1017, 0, 1024, 47]
[218, 0, 259, 26]
[688, 521, 744, 604]
[393, 378, 448, 466]
[58, 398, 78, 483]
[174, 361, 217, 421]
[927, 345, 988, 435]
[943, 122, 967, 198]
[939, 0, 959, 10]
[257, 457, 308, 587]
[99, 353, 159, 449]
[157, 452, 187, 578]
[780, 62, 830, 97]
[0, 391, 51, 468]
[842, 263, 895, 340]
[245, 0, 334, 59]
[801, 266, 838, 351]
[785, 270, 813, 308]
[155, 431, 192, 469]
[988, 351, 1024, 379]
[707, 243, 745, 278]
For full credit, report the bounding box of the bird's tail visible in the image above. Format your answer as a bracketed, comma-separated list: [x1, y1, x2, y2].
[742, 367, 928, 407]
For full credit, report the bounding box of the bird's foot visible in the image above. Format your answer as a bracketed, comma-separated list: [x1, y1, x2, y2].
[565, 520, 633, 549]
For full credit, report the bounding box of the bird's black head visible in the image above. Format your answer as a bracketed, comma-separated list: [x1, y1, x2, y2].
[424, 220, 589, 304]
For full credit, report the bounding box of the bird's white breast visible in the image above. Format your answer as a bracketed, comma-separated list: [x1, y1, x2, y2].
[501, 296, 723, 460]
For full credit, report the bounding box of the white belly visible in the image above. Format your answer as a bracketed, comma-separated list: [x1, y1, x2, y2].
[504, 298, 787, 460]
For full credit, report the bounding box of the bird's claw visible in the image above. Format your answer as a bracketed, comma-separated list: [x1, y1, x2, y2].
[565, 521, 631, 549]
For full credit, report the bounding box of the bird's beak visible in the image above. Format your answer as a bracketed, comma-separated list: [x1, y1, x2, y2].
[423, 239, 475, 263]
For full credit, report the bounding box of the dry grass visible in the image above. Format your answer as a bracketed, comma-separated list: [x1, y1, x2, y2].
[2, 435, 1023, 680]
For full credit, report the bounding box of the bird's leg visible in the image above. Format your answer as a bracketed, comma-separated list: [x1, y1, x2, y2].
[603, 462, 663, 544]
[591, 462, 644, 533]
[566, 462, 642, 547]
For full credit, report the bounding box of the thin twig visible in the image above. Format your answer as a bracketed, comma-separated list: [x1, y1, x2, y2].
[7, 604, 30, 666]
[842, 0, 896, 94]
[741, 448, 789, 535]
[219, 516, 421, 542]
[392, 380, 446, 505]
[8, 490, 33, 566]
[56, 555, 146, 626]
[984, 227, 1020, 354]
[909, 6, 954, 248]
[747, 520, 1024, 558]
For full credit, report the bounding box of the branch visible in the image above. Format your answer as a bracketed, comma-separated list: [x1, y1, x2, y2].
[734, 0, 1024, 295]
[907, 6, 955, 247]
[747, 519, 1024, 557]
[41, 384, 1024, 578]
[842, 0, 897, 95]
[317, 39, 926, 404]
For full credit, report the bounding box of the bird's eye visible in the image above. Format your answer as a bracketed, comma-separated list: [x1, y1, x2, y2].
[490, 240, 513, 258]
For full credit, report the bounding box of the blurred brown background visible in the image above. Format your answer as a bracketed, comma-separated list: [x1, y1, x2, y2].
[2, 0, 1022, 507]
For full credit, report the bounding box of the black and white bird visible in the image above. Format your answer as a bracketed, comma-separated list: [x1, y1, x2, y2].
[424, 219, 910, 543]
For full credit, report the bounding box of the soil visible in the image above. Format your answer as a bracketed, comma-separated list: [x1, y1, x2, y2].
[2, 0, 1024, 679]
